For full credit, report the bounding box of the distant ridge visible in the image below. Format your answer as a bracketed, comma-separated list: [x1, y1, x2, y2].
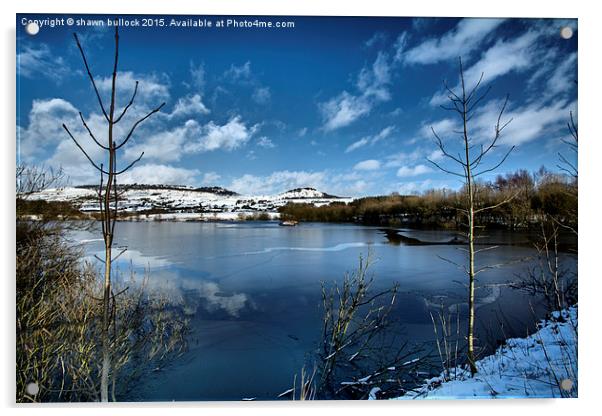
[28, 184, 355, 215]
[279, 187, 342, 199]
[75, 183, 239, 196]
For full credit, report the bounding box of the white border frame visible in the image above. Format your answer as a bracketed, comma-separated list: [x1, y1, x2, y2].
[3, 1, 599, 415]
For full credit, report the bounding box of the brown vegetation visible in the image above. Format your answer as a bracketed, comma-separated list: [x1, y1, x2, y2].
[279, 168, 577, 232]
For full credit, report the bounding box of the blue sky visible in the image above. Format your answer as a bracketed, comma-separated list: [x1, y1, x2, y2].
[16, 14, 577, 196]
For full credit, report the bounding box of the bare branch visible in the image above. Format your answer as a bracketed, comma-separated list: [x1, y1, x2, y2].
[115, 152, 144, 175]
[474, 245, 500, 254]
[62, 124, 109, 175]
[473, 145, 516, 177]
[115, 103, 165, 150]
[79, 112, 109, 150]
[94, 254, 106, 264]
[443, 79, 462, 102]
[437, 255, 468, 274]
[470, 95, 511, 169]
[465, 72, 485, 104]
[114, 81, 139, 123]
[568, 110, 578, 142]
[73, 33, 109, 122]
[474, 190, 519, 214]
[431, 127, 466, 165]
[426, 158, 465, 178]
[111, 248, 128, 263]
[466, 85, 492, 114]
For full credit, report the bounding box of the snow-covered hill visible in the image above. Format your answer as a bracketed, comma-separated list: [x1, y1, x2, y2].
[278, 187, 335, 199]
[26, 185, 353, 218]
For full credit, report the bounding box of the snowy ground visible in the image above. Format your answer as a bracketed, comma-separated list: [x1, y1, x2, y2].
[391, 306, 578, 399]
[26, 186, 352, 217]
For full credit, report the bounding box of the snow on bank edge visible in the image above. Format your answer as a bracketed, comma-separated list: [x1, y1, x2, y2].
[392, 306, 578, 399]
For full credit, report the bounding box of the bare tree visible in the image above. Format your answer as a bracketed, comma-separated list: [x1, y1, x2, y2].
[558, 111, 578, 180]
[426, 57, 515, 375]
[62, 23, 164, 401]
[16, 165, 64, 197]
[315, 253, 425, 399]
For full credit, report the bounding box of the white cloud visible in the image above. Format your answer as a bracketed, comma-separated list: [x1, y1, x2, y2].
[395, 179, 435, 195]
[19, 71, 171, 182]
[17, 97, 140, 184]
[18, 98, 79, 159]
[46, 138, 105, 185]
[119, 163, 200, 185]
[345, 126, 394, 153]
[169, 94, 210, 118]
[354, 159, 381, 171]
[257, 136, 275, 148]
[252, 87, 271, 105]
[462, 30, 540, 89]
[18, 95, 258, 185]
[125, 119, 201, 163]
[421, 118, 458, 138]
[298, 127, 308, 137]
[372, 126, 395, 144]
[411, 17, 440, 32]
[365, 32, 387, 48]
[185, 116, 258, 153]
[17, 43, 71, 83]
[543, 52, 577, 100]
[526, 48, 560, 90]
[346, 180, 368, 194]
[228, 169, 382, 197]
[320, 92, 372, 132]
[429, 29, 548, 106]
[202, 171, 221, 185]
[224, 61, 252, 82]
[320, 91, 372, 131]
[345, 137, 370, 153]
[96, 71, 170, 117]
[428, 149, 445, 162]
[384, 149, 424, 168]
[189, 61, 206, 91]
[230, 170, 327, 195]
[471, 98, 576, 146]
[357, 52, 391, 100]
[402, 18, 506, 65]
[320, 52, 392, 131]
[396, 164, 432, 177]
[393, 32, 409, 63]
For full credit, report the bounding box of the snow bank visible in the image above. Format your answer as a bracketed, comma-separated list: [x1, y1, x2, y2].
[398, 306, 578, 399]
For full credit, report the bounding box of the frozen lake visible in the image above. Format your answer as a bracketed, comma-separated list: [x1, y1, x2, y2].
[70, 221, 576, 401]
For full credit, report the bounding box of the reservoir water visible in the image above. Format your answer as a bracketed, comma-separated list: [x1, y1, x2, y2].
[70, 221, 576, 401]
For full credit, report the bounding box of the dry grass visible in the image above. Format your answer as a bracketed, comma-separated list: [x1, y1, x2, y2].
[16, 221, 188, 402]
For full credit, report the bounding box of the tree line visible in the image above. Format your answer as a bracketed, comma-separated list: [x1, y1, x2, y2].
[279, 167, 577, 232]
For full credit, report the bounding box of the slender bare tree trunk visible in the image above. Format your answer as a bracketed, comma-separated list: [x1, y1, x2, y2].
[460, 79, 478, 375]
[427, 57, 515, 376]
[100, 245, 112, 401]
[63, 22, 164, 401]
[99, 26, 120, 402]
[466, 175, 477, 374]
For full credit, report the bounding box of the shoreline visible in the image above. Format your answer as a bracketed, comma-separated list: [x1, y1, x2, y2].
[388, 306, 578, 400]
